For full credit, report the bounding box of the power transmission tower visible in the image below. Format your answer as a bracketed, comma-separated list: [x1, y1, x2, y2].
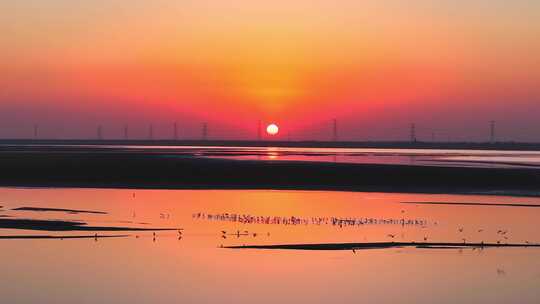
[410, 123, 417, 143]
[202, 122, 208, 140]
[124, 125, 129, 140]
[257, 120, 262, 141]
[332, 118, 338, 142]
[148, 124, 154, 140]
[174, 122, 178, 140]
[97, 125, 103, 140]
[490, 121, 496, 143]
[33, 124, 38, 139]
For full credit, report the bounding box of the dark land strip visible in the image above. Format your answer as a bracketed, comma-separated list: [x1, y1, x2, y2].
[0, 218, 181, 232]
[12, 207, 108, 214]
[3, 139, 540, 150]
[420, 158, 540, 168]
[0, 150, 539, 197]
[401, 201, 540, 208]
[225, 242, 540, 251]
[0, 234, 129, 240]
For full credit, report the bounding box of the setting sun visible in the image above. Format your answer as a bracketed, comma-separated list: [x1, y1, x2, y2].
[266, 123, 279, 135]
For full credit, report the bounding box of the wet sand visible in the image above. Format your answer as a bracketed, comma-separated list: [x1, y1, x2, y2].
[0, 149, 539, 196]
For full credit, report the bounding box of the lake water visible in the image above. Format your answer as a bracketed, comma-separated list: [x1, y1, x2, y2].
[1, 187, 539, 303]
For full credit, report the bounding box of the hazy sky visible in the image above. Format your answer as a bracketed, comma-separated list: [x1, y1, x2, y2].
[1, 1, 539, 141]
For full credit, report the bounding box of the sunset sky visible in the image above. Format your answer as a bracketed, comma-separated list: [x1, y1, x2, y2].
[1, 1, 539, 141]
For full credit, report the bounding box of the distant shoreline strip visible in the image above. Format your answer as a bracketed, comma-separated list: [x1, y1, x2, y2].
[0, 218, 182, 232]
[401, 201, 540, 208]
[12, 207, 108, 214]
[0, 234, 129, 240]
[225, 241, 540, 251]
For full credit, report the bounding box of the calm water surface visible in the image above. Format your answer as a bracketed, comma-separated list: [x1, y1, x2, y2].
[1, 187, 540, 303]
[6, 144, 540, 168]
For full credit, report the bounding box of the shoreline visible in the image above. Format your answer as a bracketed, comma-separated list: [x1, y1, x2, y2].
[225, 241, 540, 250]
[2, 139, 540, 151]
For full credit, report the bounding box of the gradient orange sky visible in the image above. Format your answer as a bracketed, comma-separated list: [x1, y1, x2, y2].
[1, 1, 539, 141]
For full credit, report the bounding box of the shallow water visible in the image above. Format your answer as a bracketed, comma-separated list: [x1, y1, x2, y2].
[5, 144, 540, 168]
[1, 187, 540, 303]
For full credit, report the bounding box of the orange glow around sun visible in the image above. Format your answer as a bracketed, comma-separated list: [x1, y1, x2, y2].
[1, 1, 539, 140]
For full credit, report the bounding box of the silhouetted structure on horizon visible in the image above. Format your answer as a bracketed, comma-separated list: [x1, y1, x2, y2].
[124, 125, 129, 140]
[490, 120, 496, 143]
[202, 122, 208, 140]
[97, 125, 103, 140]
[410, 123, 417, 143]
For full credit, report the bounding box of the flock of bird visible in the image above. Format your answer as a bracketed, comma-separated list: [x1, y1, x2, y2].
[382, 226, 518, 244]
[126, 193, 536, 248]
[220, 230, 270, 239]
[192, 212, 428, 228]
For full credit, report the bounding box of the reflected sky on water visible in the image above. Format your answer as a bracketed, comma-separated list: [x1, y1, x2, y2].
[1, 187, 540, 303]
